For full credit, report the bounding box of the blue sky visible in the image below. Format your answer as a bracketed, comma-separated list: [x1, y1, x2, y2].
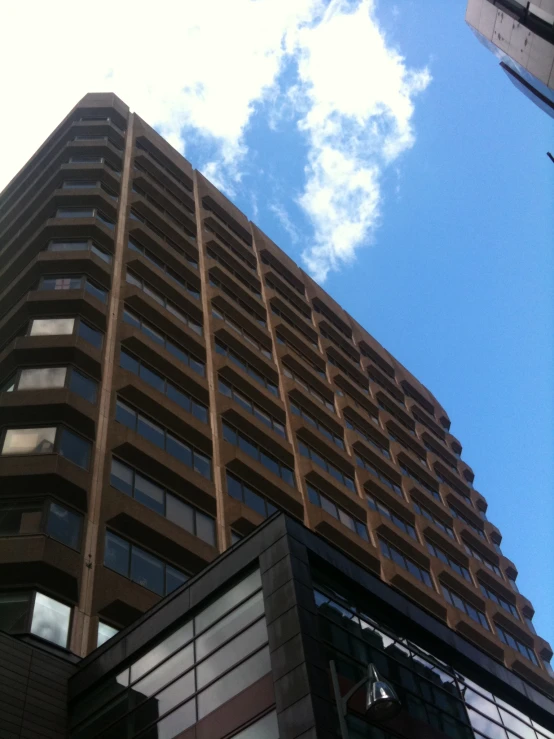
[2, 0, 553, 652]
[191, 2, 554, 646]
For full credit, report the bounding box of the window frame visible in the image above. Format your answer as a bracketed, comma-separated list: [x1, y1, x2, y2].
[0, 590, 72, 648]
[0, 496, 83, 550]
[27, 315, 104, 349]
[0, 425, 91, 469]
[1, 365, 98, 403]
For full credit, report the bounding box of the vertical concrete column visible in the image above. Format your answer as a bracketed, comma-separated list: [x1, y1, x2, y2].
[70, 113, 135, 656]
[260, 521, 336, 738]
[193, 173, 229, 553]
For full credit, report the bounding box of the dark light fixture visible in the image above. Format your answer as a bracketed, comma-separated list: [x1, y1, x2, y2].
[330, 660, 401, 739]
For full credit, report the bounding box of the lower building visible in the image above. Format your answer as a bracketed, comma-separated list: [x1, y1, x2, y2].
[1, 513, 553, 739]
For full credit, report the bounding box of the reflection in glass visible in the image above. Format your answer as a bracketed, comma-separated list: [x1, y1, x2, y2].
[195, 569, 262, 634]
[18, 367, 66, 389]
[131, 622, 193, 683]
[97, 621, 119, 647]
[31, 593, 71, 647]
[196, 618, 267, 689]
[197, 646, 271, 719]
[2, 427, 56, 455]
[0, 592, 30, 633]
[30, 317, 75, 336]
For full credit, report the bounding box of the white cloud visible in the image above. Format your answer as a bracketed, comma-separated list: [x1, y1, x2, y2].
[293, 0, 431, 281]
[1, 0, 430, 282]
[269, 203, 301, 245]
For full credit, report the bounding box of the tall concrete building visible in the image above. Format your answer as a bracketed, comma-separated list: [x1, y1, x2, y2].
[465, 0, 554, 118]
[0, 93, 553, 738]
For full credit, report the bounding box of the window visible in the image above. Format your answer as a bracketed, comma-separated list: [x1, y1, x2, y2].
[449, 504, 486, 539]
[120, 349, 207, 422]
[215, 340, 277, 395]
[45, 502, 82, 549]
[0, 426, 90, 468]
[290, 401, 342, 448]
[378, 398, 415, 434]
[46, 238, 112, 263]
[219, 378, 285, 438]
[0, 499, 82, 550]
[495, 624, 538, 666]
[126, 270, 202, 334]
[275, 332, 326, 378]
[328, 353, 368, 394]
[355, 453, 402, 496]
[128, 237, 197, 271]
[231, 711, 279, 739]
[71, 569, 266, 736]
[479, 582, 519, 619]
[272, 304, 318, 348]
[0, 591, 71, 648]
[425, 440, 458, 472]
[55, 206, 115, 229]
[104, 531, 188, 596]
[227, 472, 279, 518]
[441, 584, 490, 630]
[223, 422, 294, 486]
[436, 471, 472, 505]
[209, 275, 266, 326]
[282, 365, 334, 412]
[307, 484, 368, 540]
[110, 458, 215, 546]
[267, 276, 311, 319]
[399, 463, 441, 501]
[212, 307, 270, 356]
[1, 366, 97, 403]
[345, 416, 390, 458]
[426, 539, 472, 583]
[298, 439, 355, 492]
[28, 316, 103, 349]
[115, 399, 211, 479]
[413, 500, 455, 539]
[379, 538, 433, 588]
[97, 621, 119, 647]
[127, 267, 199, 303]
[366, 493, 417, 540]
[389, 430, 427, 467]
[122, 308, 205, 376]
[207, 246, 260, 294]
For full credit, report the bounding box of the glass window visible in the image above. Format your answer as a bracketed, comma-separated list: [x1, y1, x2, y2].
[116, 399, 136, 429]
[56, 207, 95, 218]
[69, 370, 97, 403]
[30, 317, 75, 336]
[196, 618, 268, 689]
[131, 547, 164, 595]
[30, 593, 71, 647]
[130, 621, 193, 683]
[78, 320, 103, 349]
[2, 427, 56, 455]
[166, 494, 194, 533]
[166, 435, 192, 467]
[0, 500, 42, 535]
[0, 592, 31, 633]
[135, 474, 164, 515]
[40, 275, 82, 291]
[59, 428, 91, 468]
[193, 450, 212, 480]
[197, 645, 271, 719]
[137, 415, 165, 448]
[18, 367, 66, 389]
[104, 532, 130, 577]
[110, 458, 133, 494]
[195, 569, 262, 635]
[196, 590, 264, 661]
[46, 502, 82, 549]
[85, 280, 108, 304]
[196, 511, 216, 546]
[152, 698, 196, 739]
[231, 711, 279, 739]
[97, 621, 119, 647]
[166, 566, 188, 594]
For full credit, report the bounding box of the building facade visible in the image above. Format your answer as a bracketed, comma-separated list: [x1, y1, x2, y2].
[0, 92, 552, 725]
[465, 0, 554, 118]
